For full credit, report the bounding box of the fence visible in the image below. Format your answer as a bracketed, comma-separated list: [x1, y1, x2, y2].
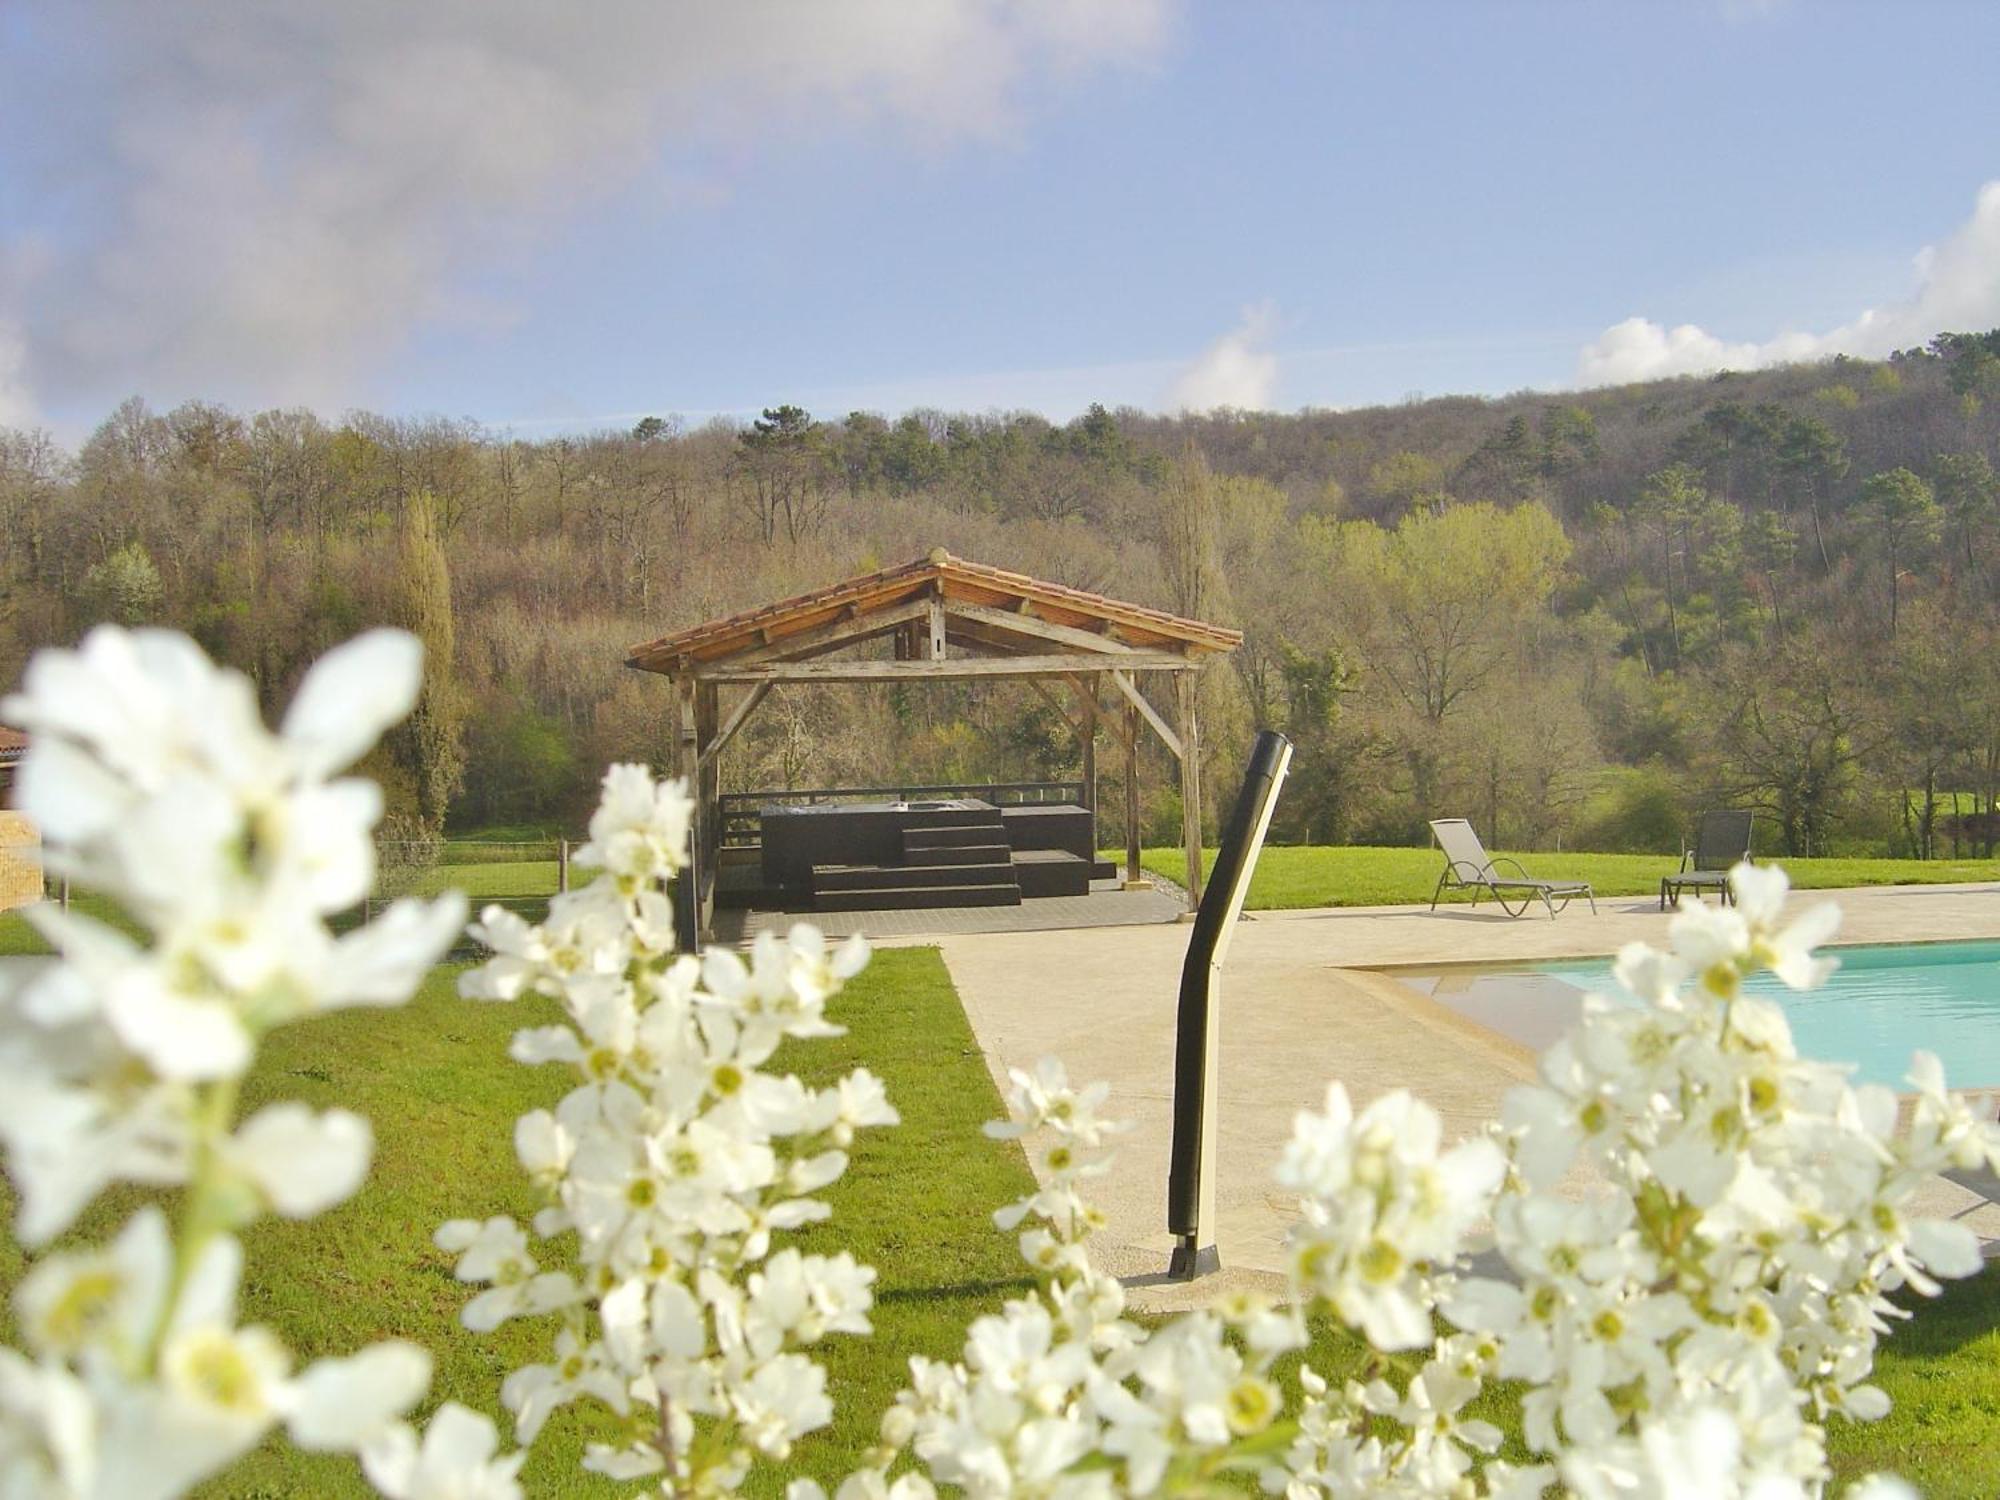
[364, 835, 584, 959]
[716, 781, 1087, 852]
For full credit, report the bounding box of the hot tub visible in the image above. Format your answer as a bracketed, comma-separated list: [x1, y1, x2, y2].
[758, 798, 998, 896]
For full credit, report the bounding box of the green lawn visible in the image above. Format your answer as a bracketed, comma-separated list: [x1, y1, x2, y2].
[395, 858, 563, 901]
[1136, 845, 2000, 911]
[0, 947, 1039, 1497]
[1, 926, 1996, 1494]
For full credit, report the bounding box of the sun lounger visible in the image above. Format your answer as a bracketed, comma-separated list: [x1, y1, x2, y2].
[1660, 809, 1754, 910]
[1427, 818, 1595, 919]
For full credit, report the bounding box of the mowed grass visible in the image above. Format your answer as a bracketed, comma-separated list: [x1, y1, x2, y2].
[1839, 1270, 2000, 1495]
[1136, 845, 2000, 911]
[396, 859, 563, 900]
[2, 914, 1998, 1493]
[0, 943, 1038, 1498]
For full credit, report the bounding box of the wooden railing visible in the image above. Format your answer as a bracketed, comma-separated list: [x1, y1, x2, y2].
[717, 781, 1086, 850]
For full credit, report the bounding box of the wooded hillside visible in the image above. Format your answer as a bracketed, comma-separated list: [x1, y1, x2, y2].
[5, 330, 2000, 857]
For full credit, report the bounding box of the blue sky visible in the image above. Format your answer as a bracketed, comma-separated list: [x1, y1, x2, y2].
[3, 1, 1998, 438]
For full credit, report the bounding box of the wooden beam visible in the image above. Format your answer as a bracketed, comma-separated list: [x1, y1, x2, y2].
[940, 618, 1036, 658]
[947, 601, 1143, 655]
[1026, 676, 1085, 736]
[698, 651, 1196, 684]
[1106, 668, 1185, 760]
[731, 597, 929, 666]
[927, 595, 947, 660]
[1176, 670, 1204, 910]
[698, 681, 770, 768]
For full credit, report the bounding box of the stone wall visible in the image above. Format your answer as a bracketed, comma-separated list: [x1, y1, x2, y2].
[0, 811, 43, 910]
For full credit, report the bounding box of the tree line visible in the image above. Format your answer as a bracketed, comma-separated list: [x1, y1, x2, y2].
[3, 329, 1999, 857]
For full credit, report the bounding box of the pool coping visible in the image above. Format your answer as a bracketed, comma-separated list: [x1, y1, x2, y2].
[1367, 930, 2000, 979]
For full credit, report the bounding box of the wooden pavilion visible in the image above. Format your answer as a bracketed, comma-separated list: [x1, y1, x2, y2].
[625, 550, 1241, 938]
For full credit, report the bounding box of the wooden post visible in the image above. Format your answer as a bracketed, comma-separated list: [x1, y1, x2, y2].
[676, 676, 703, 945]
[1124, 702, 1142, 885]
[1176, 670, 1204, 910]
[1079, 678, 1098, 816]
[696, 680, 720, 923]
[557, 838, 570, 894]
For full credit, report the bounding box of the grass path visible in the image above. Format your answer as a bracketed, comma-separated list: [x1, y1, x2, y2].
[1137, 845, 2000, 912]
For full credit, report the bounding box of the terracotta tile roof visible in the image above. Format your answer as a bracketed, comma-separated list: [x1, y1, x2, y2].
[627, 550, 1242, 673]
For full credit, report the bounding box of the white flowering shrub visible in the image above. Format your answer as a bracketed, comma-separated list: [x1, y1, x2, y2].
[0, 626, 469, 1498]
[2, 624, 1993, 1500]
[791, 868, 1991, 1500]
[445, 764, 899, 1496]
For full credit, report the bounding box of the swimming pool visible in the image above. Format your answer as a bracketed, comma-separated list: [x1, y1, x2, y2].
[1396, 939, 2000, 1090]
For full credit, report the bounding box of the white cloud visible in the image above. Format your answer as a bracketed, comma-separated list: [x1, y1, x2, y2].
[1167, 303, 1280, 412]
[0, 0, 1171, 420]
[1576, 180, 2000, 386]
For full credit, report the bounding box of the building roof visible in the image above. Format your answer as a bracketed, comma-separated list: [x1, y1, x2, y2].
[626, 550, 1242, 676]
[0, 728, 24, 764]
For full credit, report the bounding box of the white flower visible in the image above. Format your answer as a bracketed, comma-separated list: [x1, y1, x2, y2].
[278, 629, 425, 781]
[575, 763, 694, 886]
[435, 1218, 577, 1332]
[223, 1104, 373, 1219]
[512, 1110, 573, 1187]
[729, 1353, 833, 1458]
[282, 1341, 432, 1452]
[0, 1051, 191, 1246]
[319, 894, 470, 1009]
[501, 1328, 626, 1444]
[72, 1226, 414, 1500]
[362, 1403, 525, 1500]
[0, 1349, 97, 1498]
[13, 1207, 171, 1363]
[1846, 1477, 1919, 1500]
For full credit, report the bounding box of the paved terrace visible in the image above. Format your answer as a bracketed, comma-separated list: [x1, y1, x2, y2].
[914, 882, 2000, 1309]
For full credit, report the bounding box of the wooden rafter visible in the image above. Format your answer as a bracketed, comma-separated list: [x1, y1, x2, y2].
[946, 600, 1142, 655]
[1107, 668, 1184, 761]
[732, 598, 928, 666]
[1027, 676, 1086, 736]
[698, 682, 770, 769]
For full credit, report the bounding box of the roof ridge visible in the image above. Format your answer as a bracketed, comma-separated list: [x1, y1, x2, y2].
[627, 552, 1240, 672]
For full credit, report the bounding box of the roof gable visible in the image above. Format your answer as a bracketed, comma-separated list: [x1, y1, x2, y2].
[626, 551, 1241, 676]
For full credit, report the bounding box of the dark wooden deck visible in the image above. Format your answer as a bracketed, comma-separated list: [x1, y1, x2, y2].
[711, 877, 1186, 944]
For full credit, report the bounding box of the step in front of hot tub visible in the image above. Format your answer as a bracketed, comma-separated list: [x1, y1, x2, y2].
[1012, 849, 1094, 898]
[902, 822, 1008, 852]
[813, 860, 1016, 892]
[906, 842, 1014, 866]
[813, 880, 1022, 911]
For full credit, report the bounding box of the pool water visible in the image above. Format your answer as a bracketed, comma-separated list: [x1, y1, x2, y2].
[1534, 939, 2000, 1090]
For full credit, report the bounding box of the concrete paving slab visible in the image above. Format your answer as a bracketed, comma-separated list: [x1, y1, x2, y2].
[927, 881, 2000, 1308]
